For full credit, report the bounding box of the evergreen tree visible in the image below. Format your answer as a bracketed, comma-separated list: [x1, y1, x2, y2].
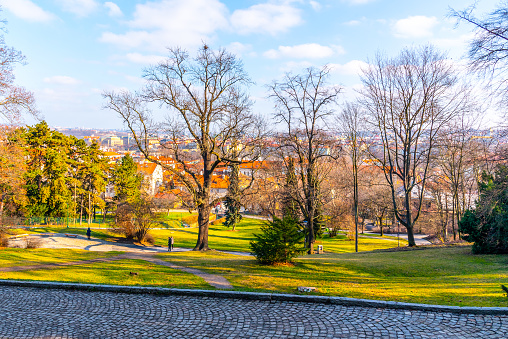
[114, 154, 143, 203]
[250, 216, 306, 265]
[281, 158, 300, 220]
[460, 166, 508, 254]
[71, 138, 109, 223]
[23, 122, 73, 217]
[223, 163, 242, 231]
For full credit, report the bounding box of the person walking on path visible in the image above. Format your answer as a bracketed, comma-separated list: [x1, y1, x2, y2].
[168, 236, 174, 251]
[86, 227, 91, 240]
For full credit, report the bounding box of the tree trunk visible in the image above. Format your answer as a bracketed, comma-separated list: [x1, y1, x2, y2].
[79, 194, 83, 225]
[0, 200, 4, 225]
[406, 225, 416, 247]
[194, 204, 211, 251]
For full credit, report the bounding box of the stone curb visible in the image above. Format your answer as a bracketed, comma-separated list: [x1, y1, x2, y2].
[0, 279, 506, 315]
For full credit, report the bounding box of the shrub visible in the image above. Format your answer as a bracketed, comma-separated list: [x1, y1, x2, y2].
[143, 233, 155, 245]
[459, 167, 508, 254]
[181, 213, 216, 226]
[0, 232, 8, 247]
[114, 197, 157, 243]
[25, 236, 42, 249]
[212, 217, 226, 225]
[250, 216, 306, 265]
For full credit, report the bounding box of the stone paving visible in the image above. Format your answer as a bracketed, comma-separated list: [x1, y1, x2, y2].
[0, 285, 506, 338]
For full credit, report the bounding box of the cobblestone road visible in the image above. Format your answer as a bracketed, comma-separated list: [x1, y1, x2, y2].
[0, 286, 506, 338]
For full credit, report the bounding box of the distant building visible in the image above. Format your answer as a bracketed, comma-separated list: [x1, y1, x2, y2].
[138, 162, 164, 196]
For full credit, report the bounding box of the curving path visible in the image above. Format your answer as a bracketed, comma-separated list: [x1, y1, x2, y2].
[0, 285, 506, 338]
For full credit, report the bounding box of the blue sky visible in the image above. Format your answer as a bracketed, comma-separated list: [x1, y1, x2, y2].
[0, 0, 501, 129]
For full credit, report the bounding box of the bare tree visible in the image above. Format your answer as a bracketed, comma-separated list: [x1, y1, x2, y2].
[337, 102, 367, 252]
[359, 45, 473, 247]
[450, 1, 508, 107]
[104, 45, 263, 251]
[435, 114, 481, 240]
[0, 19, 38, 124]
[269, 66, 341, 253]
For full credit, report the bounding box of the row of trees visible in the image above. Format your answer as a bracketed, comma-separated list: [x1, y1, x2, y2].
[103, 41, 493, 252]
[0, 121, 147, 227]
[5, 1, 508, 254]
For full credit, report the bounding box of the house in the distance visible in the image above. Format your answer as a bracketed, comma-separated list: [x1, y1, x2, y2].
[138, 162, 164, 196]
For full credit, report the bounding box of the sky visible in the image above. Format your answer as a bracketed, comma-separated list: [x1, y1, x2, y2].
[0, 0, 502, 129]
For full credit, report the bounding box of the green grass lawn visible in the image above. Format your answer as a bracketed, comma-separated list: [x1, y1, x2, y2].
[0, 258, 209, 289]
[12, 214, 406, 253]
[0, 248, 119, 267]
[1, 245, 506, 307]
[154, 245, 508, 307]
[150, 217, 406, 253]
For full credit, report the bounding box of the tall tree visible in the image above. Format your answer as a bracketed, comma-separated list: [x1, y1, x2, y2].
[359, 45, 473, 246]
[113, 154, 143, 204]
[23, 122, 73, 218]
[0, 127, 26, 222]
[104, 45, 263, 251]
[337, 102, 366, 252]
[269, 66, 341, 253]
[222, 161, 242, 231]
[72, 139, 109, 224]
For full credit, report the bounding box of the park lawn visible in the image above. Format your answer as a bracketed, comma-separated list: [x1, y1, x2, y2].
[10, 216, 404, 253]
[150, 217, 405, 253]
[0, 259, 209, 289]
[156, 245, 508, 307]
[316, 234, 406, 253]
[0, 248, 119, 268]
[150, 217, 262, 251]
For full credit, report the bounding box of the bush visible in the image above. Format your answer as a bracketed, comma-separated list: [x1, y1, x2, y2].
[114, 197, 157, 243]
[25, 236, 42, 249]
[250, 216, 306, 265]
[181, 213, 216, 226]
[143, 233, 155, 245]
[211, 217, 226, 225]
[0, 232, 8, 247]
[459, 167, 508, 254]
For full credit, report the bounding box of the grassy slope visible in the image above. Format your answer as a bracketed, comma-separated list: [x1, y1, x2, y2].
[0, 258, 209, 289]
[156, 246, 508, 307]
[1, 245, 506, 306]
[0, 248, 119, 267]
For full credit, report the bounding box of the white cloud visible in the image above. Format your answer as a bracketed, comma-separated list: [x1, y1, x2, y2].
[393, 16, 439, 39]
[1, 0, 56, 23]
[43, 75, 81, 85]
[309, 1, 321, 11]
[100, 0, 228, 52]
[343, 19, 361, 26]
[231, 3, 303, 35]
[56, 0, 99, 17]
[264, 44, 345, 59]
[104, 2, 122, 17]
[226, 42, 254, 57]
[329, 60, 369, 75]
[125, 53, 165, 65]
[342, 0, 376, 4]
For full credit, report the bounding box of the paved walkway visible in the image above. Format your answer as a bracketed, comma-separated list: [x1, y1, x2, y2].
[0, 285, 506, 338]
